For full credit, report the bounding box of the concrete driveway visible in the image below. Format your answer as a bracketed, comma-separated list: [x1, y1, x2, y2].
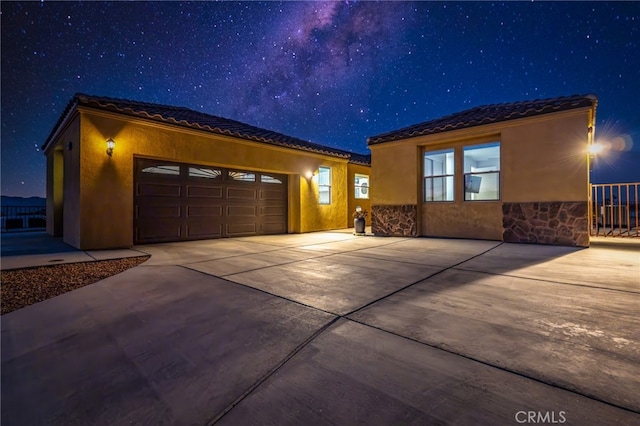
[2, 231, 639, 425]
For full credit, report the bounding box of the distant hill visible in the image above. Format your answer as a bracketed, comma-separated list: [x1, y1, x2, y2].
[1, 196, 46, 207]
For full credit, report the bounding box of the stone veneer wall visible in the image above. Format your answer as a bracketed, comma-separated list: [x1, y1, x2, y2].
[372, 204, 417, 237]
[502, 202, 589, 247]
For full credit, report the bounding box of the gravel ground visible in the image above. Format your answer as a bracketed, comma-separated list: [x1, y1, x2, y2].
[1, 256, 149, 315]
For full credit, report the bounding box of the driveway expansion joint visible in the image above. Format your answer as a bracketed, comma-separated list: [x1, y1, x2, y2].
[345, 242, 505, 317]
[453, 266, 640, 295]
[180, 265, 342, 317]
[345, 318, 640, 416]
[207, 316, 342, 425]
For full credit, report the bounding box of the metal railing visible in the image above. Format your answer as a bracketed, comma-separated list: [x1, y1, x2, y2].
[590, 183, 639, 237]
[0, 205, 47, 232]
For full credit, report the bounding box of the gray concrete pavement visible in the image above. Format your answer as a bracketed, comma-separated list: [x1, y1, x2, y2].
[220, 319, 637, 425]
[2, 265, 335, 425]
[2, 232, 639, 425]
[0, 231, 147, 270]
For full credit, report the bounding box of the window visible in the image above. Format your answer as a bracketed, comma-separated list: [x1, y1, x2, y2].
[142, 165, 180, 175]
[464, 142, 500, 201]
[189, 167, 221, 179]
[355, 174, 369, 199]
[318, 167, 331, 204]
[424, 149, 454, 201]
[260, 174, 283, 184]
[228, 171, 256, 182]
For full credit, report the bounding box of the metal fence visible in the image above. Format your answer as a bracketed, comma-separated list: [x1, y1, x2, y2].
[590, 183, 639, 237]
[0, 205, 47, 232]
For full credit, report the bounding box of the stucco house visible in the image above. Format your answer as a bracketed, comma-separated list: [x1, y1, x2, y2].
[367, 94, 598, 247]
[42, 94, 371, 250]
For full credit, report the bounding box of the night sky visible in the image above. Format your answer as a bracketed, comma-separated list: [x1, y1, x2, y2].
[2, 1, 639, 198]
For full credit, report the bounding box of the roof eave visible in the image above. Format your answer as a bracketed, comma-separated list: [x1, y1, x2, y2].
[41, 97, 79, 155]
[368, 97, 597, 146]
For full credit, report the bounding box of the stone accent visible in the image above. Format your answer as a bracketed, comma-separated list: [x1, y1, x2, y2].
[502, 202, 589, 247]
[372, 204, 417, 237]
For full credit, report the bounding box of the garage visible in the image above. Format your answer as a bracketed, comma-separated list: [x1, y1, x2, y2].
[134, 158, 287, 243]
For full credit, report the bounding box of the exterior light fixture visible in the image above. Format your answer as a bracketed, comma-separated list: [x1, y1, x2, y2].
[106, 138, 115, 157]
[305, 170, 315, 179]
[587, 143, 604, 156]
[356, 206, 362, 213]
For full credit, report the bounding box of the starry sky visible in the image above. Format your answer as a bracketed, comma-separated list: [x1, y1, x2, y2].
[2, 1, 639, 198]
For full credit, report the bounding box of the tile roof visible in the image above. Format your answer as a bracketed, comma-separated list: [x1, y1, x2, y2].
[367, 94, 597, 145]
[43, 93, 370, 165]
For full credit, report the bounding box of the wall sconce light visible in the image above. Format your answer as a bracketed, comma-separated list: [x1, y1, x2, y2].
[587, 143, 604, 157]
[106, 138, 115, 157]
[305, 170, 315, 180]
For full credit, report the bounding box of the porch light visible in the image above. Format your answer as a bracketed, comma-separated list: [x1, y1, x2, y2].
[305, 170, 315, 179]
[106, 138, 116, 157]
[587, 143, 604, 156]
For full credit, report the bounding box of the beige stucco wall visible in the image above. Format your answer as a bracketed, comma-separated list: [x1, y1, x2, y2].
[501, 112, 590, 202]
[370, 107, 593, 241]
[422, 203, 503, 240]
[66, 109, 354, 249]
[46, 149, 64, 236]
[347, 163, 372, 227]
[300, 164, 348, 232]
[371, 143, 419, 205]
[45, 116, 81, 246]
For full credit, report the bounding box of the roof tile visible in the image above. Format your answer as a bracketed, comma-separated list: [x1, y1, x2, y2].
[367, 94, 597, 145]
[43, 93, 370, 165]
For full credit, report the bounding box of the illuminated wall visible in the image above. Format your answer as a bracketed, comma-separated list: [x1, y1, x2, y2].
[45, 108, 369, 249]
[370, 107, 594, 246]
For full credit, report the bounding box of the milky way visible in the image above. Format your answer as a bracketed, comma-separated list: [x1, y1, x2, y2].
[1, 1, 639, 197]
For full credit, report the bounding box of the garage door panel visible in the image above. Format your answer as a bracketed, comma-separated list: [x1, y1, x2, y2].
[135, 160, 287, 243]
[261, 189, 286, 201]
[187, 185, 223, 198]
[137, 222, 181, 241]
[262, 222, 287, 234]
[187, 205, 223, 218]
[186, 222, 223, 238]
[261, 205, 286, 216]
[227, 187, 257, 200]
[226, 205, 257, 217]
[226, 223, 257, 236]
[137, 183, 181, 197]
[137, 205, 181, 219]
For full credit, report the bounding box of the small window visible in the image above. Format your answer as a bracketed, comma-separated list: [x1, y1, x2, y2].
[142, 165, 180, 175]
[424, 149, 454, 202]
[355, 174, 369, 199]
[464, 142, 500, 201]
[261, 175, 283, 184]
[189, 167, 222, 179]
[318, 167, 331, 204]
[228, 171, 256, 182]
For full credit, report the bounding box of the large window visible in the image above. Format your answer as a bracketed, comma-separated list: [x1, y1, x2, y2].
[424, 149, 454, 201]
[464, 142, 500, 201]
[355, 174, 369, 199]
[318, 167, 331, 204]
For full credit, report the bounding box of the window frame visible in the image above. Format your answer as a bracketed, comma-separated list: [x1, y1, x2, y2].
[423, 148, 455, 202]
[354, 173, 369, 199]
[463, 142, 501, 202]
[318, 166, 331, 205]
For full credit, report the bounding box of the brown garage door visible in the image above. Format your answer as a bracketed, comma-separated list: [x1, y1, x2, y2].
[134, 158, 288, 243]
